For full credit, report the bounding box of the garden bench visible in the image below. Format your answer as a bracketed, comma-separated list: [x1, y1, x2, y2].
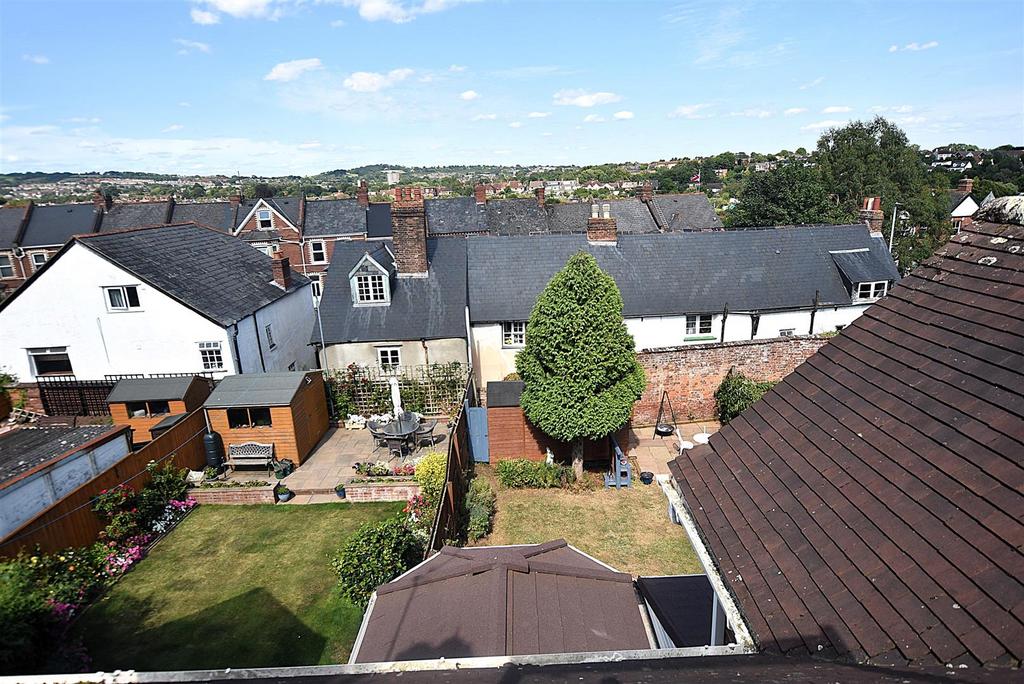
[226, 442, 275, 474]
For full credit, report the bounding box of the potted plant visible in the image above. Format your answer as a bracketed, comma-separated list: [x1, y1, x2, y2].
[334, 483, 347, 499]
[274, 483, 293, 502]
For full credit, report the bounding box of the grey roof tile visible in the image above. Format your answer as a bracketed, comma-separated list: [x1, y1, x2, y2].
[303, 198, 367, 237]
[367, 203, 393, 238]
[237, 196, 301, 227]
[426, 196, 486, 235]
[100, 201, 170, 231]
[650, 193, 724, 231]
[168, 201, 237, 233]
[21, 203, 98, 247]
[0, 206, 24, 249]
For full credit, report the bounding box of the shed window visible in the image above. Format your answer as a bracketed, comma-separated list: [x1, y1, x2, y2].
[227, 407, 273, 428]
[854, 281, 888, 303]
[685, 314, 713, 337]
[0, 255, 15, 278]
[355, 273, 388, 304]
[257, 209, 273, 230]
[125, 400, 170, 417]
[105, 285, 141, 311]
[502, 321, 526, 348]
[310, 241, 327, 263]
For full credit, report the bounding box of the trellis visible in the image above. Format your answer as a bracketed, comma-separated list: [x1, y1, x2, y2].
[327, 362, 468, 417]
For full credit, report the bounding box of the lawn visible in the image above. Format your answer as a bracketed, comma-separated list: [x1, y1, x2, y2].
[76, 502, 403, 670]
[474, 466, 701, 577]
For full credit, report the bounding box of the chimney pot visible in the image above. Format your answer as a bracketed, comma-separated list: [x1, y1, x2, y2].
[356, 180, 370, 208]
[587, 213, 617, 244]
[392, 188, 428, 276]
[957, 177, 974, 194]
[591, 204, 599, 218]
[474, 184, 487, 205]
[601, 203, 611, 219]
[229, 194, 242, 207]
[638, 180, 654, 202]
[271, 254, 293, 290]
[858, 197, 884, 235]
[534, 186, 545, 207]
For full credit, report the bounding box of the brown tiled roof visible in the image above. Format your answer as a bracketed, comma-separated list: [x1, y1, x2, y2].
[352, 540, 651, 663]
[669, 220, 1024, 669]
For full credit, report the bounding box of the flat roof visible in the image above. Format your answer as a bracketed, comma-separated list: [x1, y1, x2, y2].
[204, 372, 315, 408]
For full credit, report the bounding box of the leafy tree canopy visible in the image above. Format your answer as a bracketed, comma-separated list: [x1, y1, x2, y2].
[516, 252, 645, 443]
[727, 164, 851, 227]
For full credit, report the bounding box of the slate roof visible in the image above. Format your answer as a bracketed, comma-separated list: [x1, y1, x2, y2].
[486, 199, 549, 235]
[426, 196, 486, 235]
[204, 371, 314, 408]
[316, 238, 468, 344]
[303, 198, 367, 237]
[0, 206, 24, 250]
[78, 223, 309, 327]
[367, 203, 393, 238]
[106, 376, 200, 403]
[100, 201, 170, 231]
[667, 218, 1024, 668]
[486, 380, 524, 408]
[0, 426, 120, 487]
[238, 196, 302, 227]
[948, 190, 976, 214]
[831, 249, 897, 285]
[650, 193, 724, 231]
[352, 540, 650, 663]
[547, 199, 661, 235]
[168, 201, 237, 233]
[467, 225, 899, 323]
[20, 203, 99, 247]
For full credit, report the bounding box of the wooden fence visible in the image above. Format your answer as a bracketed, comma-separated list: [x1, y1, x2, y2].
[426, 374, 477, 554]
[486, 404, 627, 464]
[0, 409, 209, 556]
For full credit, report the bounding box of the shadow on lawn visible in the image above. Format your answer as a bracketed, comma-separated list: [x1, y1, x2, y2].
[86, 588, 326, 671]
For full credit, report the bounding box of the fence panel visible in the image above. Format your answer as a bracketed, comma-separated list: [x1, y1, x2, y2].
[327, 362, 468, 417]
[426, 374, 475, 553]
[37, 376, 116, 416]
[0, 409, 209, 556]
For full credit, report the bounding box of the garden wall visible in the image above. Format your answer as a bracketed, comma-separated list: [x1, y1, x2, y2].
[634, 335, 828, 425]
[345, 481, 421, 502]
[0, 409, 208, 556]
[189, 486, 276, 505]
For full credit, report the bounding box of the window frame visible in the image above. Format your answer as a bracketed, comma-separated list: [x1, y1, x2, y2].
[0, 255, 13, 278]
[354, 273, 388, 305]
[198, 341, 225, 371]
[27, 347, 73, 376]
[854, 280, 888, 303]
[684, 314, 714, 339]
[779, 328, 796, 337]
[309, 240, 327, 264]
[377, 346, 401, 371]
[309, 273, 323, 299]
[256, 209, 273, 230]
[104, 285, 142, 312]
[501, 321, 527, 348]
[30, 252, 48, 270]
[265, 323, 276, 350]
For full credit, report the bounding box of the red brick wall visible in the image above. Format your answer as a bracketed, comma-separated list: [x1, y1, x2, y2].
[189, 486, 276, 505]
[634, 336, 828, 425]
[344, 481, 421, 502]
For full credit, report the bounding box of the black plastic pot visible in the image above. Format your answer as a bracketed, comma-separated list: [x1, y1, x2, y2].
[639, 471, 655, 485]
[335, 488, 347, 499]
[655, 424, 675, 437]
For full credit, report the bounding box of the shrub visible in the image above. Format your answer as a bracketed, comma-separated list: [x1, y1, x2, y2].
[465, 479, 496, 541]
[137, 461, 187, 526]
[714, 368, 776, 425]
[495, 459, 574, 489]
[0, 561, 52, 674]
[414, 450, 447, 506]
[331, 516, 422, 607]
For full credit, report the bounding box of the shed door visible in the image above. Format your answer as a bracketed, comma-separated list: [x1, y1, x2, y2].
[466, 404, 489, 463]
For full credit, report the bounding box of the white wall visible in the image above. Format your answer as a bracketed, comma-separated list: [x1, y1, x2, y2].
[0, 244, 232, 380]
[322, 338, 468, 372]
[0, 431, 130, 538]
[234, 285, 317, 373]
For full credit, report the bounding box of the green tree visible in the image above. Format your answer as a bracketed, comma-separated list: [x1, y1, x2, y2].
[728, 164, 850, 227]
[516, 252, 646, 477]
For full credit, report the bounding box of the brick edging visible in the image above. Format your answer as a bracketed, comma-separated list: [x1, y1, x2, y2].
[188, 485, 276, 505]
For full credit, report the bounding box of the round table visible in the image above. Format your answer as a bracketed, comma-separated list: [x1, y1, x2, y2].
[382, 417, 419, 438]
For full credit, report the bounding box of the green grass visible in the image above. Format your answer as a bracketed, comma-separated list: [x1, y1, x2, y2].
[473, 466, 701, 577]
[76, 502, 403, 670]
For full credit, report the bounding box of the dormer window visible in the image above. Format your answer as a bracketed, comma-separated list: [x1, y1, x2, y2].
[349, 253, 391, 306]
[356, 273, 387, 303]
[257, 209, 273, 230]
[854, 281, 888, 303]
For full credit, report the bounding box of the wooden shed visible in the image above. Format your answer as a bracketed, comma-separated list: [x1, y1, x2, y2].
[107, 376, 212, 444]
[203, 371, 329, 466]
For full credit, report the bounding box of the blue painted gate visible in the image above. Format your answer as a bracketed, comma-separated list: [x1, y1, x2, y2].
[466, 403, 489, 462]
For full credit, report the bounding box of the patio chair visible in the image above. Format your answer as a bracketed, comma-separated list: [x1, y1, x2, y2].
[367, 422, 389, 453]
[386, 436, 406, 461]
[413, 420, 438, 450]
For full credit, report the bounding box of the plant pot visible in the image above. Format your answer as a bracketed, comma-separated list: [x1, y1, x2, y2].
[335, 488, 347, 499]
[639, 471, 655, 485]
[275, 488, 293, 502]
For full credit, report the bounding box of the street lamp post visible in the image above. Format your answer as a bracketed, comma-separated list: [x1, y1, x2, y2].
[889, 202, 902, 253]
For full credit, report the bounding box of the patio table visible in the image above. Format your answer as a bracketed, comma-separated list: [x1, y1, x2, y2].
[381, 416, 420, 458]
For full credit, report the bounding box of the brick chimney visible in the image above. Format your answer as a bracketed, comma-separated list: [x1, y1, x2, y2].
[638, 180, 654, 203]
[534, 186, 545, 207]
[587, 203, 617, 243]
[392, 187, 428, 276]
[957, 177, 974, 194]
[356, 180, 369, 208]
[271, 254, 293, 290]
[859, 197, 884, 236]
[164, 196, 176, 224]
[229, 193, 242, 208]
[474, 184, 487, 205]
[93, 189, 112, 212]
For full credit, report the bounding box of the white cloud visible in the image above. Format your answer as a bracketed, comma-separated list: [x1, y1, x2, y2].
[343, 67, 413, 91]
[509, 121, 523, 128]
[330, 19, 346, 27]
[668, 103, 712, 119]
[613, 110, 634, 120]
[553, 89, 621, 107]
[22, 54, 50, 65]
[67, 117, 102, 124]
[449, 64, 466, 72]
[190, 8, 220, 24]
[784, 107, 807, 116]
[799, 76, 824, 90]
[162, 124, 185, 133]
[871, 104, 914, 114]
[264, 58, 324, 82]
[297, 141, 321, 149]
[801, 119, 846, 131]
[459, 90, 479, 101]
[175, 39, 211, 55]
[822, 105, 851, 114]
[583, 114, 605, 123]
[194, 0, 276, 19]
[527, 111, 550, 118]
[178, 101, 192, 108]
[889, 41, 939, 52]
[340, 0, 470, 24]
[730, 108, 773, 118]
[471, 113, 497, 121]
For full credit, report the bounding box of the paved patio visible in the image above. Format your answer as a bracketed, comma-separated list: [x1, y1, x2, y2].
[629, 420, 720, 476]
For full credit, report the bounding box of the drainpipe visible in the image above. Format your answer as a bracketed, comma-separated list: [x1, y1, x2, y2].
[252, 315, 267, 372]
[720, 304, 729, 344]
[230, 324, 243, 374]
[421, 338, 429, 367]
[809, 290, 820, 336]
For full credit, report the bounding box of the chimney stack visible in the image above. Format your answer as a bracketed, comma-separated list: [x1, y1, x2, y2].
[93, 189, 112, 212]
[859, 197, 884, 236]
[164, 196, 176, 224]
[638, 180, 654, 203]
[391, 187, 428, 276]
[474, 183, 487, 205]
[356, 180, 369, 208]
[957, 177, 974, 194]
[271, 254, 293, 290]
[229, 193, 242, 208]
[534, 186, 545, 207]
[587, 203, 617, 243]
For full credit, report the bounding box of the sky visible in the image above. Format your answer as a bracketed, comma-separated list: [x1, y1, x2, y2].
[1, 0, 1022, 175]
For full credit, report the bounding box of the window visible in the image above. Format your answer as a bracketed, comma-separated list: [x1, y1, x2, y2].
[27, 347, 73, 376]
[257, 209, 273, 230]
[288, 362, 297, 371]
[265, 324, 276, 350]
[310, 241, 327, 263]
[198, 341, 224, 371]
[227, 406, 273, 428]
[31, 252, 48, 270]
[355, 273, 387, 304]
[0, 255, 13, 278]
[685, 314, 713, 337]
[104, 285, 141, 311]
[854, 281, 888, 303]
[378, 347, 401, 371]
[252, 241, 279, 257]
[309, 273, 323, 299]
[125, 400, 170, 417]
[779, 328, 795, 337]
[502, 321, 526, 348]
[953, 218, 963, 233]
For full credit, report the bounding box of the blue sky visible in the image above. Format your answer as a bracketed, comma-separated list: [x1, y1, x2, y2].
[1, 0, 1022, 175]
